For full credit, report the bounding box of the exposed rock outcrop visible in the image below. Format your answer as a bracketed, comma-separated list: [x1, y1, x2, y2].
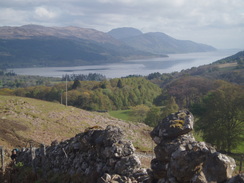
[150, 110, 237, 183]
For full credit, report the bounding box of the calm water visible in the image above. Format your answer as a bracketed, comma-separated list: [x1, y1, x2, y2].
[11, 49, 240, 78]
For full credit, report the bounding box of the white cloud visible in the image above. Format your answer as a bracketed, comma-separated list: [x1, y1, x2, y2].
[0, 8, 29, 26]
[0, 0, 243, 48]
[35, 7, 58, 19]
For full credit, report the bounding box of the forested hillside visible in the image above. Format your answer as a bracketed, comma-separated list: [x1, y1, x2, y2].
[145, 51, 244, 153]
[13, 77, 162, 111]
[214, 50, 244, 64]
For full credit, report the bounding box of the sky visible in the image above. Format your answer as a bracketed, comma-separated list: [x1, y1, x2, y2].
[0, 0, 243, 49]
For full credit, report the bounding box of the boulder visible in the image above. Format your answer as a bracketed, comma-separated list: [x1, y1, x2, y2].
[151, 110, 194, 141]
[149, 110, 237, 183]
[226, 173, 244, 183]
[203, 152, 236, 182]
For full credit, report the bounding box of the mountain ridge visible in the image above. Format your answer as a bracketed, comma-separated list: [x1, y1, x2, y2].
[0, 24, 119, 44]
[108, 27, 216, 54]
[0, 25, 216, 69]
[0, 25, 160, 68]
[107, 27, 143, 40]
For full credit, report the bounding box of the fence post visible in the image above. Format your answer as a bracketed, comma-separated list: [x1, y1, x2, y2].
[239, 155, 243, 173]
[0, 146, 4, 173]
[30, 142, 36, 173]
[41, 144, 46, 178]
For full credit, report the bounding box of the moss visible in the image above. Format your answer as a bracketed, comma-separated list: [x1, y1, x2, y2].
[170, 119, 185, 129]
[170, 123, 183, 128]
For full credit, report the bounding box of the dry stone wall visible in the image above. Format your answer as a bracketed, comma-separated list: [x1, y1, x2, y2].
[16, 125, 149, 183]
[15, 110, 243, 183]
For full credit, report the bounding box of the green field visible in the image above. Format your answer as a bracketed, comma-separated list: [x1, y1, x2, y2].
[109, 109, 133, 121]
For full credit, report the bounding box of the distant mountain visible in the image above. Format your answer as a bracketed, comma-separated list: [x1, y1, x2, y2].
[0, 25, 159, 68]
[108, 28, 216, 54]
[0, 24, 118, 44]
[107, 27, 143, 40]
[0, 25, 216, 69]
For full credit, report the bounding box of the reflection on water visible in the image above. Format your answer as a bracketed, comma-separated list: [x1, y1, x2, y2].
[11, 49, 240, 78]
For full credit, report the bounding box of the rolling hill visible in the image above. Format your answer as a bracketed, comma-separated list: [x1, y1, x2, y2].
[0, 95, 152, 152]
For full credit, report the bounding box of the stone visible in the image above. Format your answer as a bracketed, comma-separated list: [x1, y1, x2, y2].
[12, 110, 241, 183]
[114, 155, 141, 176]
[151, 159, 168, 179]
[203, 152, 236, 182]
[149, 110, 237, 183]
[98, 173, 111, 183]
[15, 125, 147, 183]
[191, 172, 208, 183]
[151, 110, 194, 141]
[226, 173, 244, 183]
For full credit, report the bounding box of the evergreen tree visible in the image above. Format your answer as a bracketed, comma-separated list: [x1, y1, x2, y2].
[72, 79, 81, 89]
[117, 79, 123, 88]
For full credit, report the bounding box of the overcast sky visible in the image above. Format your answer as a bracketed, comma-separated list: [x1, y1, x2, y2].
[0, 0, 243, 49]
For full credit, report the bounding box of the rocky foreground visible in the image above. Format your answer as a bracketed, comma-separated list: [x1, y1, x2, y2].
[14, 110, 243, 182]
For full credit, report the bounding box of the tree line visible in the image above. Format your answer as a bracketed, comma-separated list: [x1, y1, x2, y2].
[61, 73, 106, 81]
[13, 77, 162, 111]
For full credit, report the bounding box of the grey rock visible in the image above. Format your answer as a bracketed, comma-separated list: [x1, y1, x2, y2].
[226, 173, 244, 183]
[191, 171, 208, 183]
[149, 110, 238, 183]
[16, 125, 146, 183]
[98, 173, 112, 183]
[151, 110, 194, 141]
[203, 152, 236, 182]
[14, 110, 241, 183]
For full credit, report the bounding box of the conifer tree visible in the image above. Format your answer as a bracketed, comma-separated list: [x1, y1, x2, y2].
[72, 79, 81, 89]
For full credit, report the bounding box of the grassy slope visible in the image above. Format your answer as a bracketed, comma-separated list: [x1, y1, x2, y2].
[0, 95, 153, 152]
[109, 110, 133, 121]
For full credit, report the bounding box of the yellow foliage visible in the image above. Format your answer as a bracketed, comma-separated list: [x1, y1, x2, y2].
[82, 91, 91, 97]
[0, 88, 14, 95]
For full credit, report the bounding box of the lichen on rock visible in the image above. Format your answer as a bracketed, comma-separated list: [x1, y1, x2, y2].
[149, 109, 237, 183]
